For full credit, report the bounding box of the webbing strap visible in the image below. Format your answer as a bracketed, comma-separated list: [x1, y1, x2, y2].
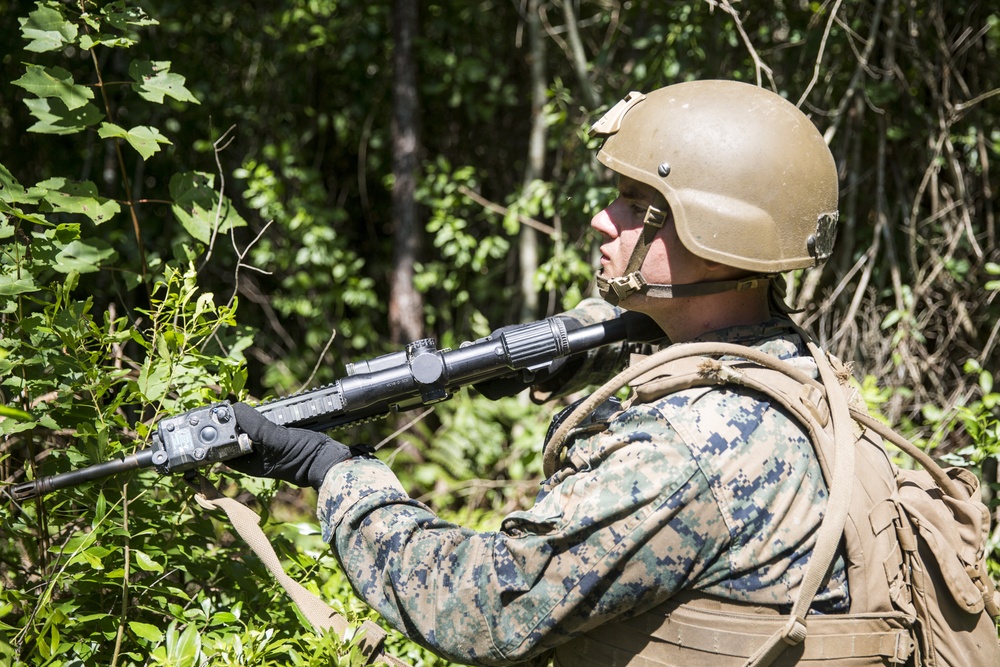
[188, 474, 409, 667]
[742, 342, 855, 667]
[597, 273, 773, 303]
[545, 341, 820, 477]
[541, 340, 856, 667]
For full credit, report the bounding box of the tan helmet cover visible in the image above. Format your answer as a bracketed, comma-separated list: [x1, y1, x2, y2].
[590, 80, 839, 274]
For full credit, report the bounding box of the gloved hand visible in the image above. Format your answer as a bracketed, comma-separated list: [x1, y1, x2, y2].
[228, 402, 352, 489]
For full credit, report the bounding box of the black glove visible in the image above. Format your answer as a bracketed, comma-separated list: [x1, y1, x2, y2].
[228, 402, 352, 489]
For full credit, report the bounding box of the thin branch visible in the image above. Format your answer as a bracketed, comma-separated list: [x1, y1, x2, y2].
[704, 0, 775, 89]
[380, 408, 436, 454]
[797, 0, 844, 107]
[822, 0, 885, 144]
[296, 328, 338, 393]
[109, 484, 131, 667]
[458, 185, 558, 236]
[197, 124, 238, 273]
[953, 86, 1000, 114]
[559, 0, 600, 109]
[80, 1, 148, 284]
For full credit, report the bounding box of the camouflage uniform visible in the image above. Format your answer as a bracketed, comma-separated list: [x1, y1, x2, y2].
[317, 317, 849, 666]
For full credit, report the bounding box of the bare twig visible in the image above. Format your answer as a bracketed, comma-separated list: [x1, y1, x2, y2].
[109, 485, 130, 667]
[198, 124, 238, 273]
[704, 0, 776, 89]
[296, 328, 338, 393]
[559, 0, 600, 108]
[822, 0, 885, 144]
[80, 0, 148, 286]
[458, 185, 557, 236]
[797, 0, 844, 107]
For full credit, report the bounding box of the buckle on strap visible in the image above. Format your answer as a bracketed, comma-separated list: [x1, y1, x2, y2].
[968, 562, 1000, 618]
[891, 631, 916, 665]
[735, 276, 768, 291]
[643, 205, 666, 229]
[781, 615, 808, 646]
[609, 273, 647, 300]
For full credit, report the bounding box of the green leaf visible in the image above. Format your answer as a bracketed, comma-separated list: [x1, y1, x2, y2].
[35, 177, 120, 224]
[129, 621, 164, 644]
[168, 623, 201, 667]
[880, 310, 902, 330]
[133, 550, 164, 573]
[170, 171, 246, 243]
[0, 163, 47, 207]
[79, 33, 136, 50]
[103, 4, 159, 30]
[13, 64, 94, 111]
[129, 61, 199, 105]
[80, 547, 105, 570]
[0, 272, 38, 296]
[981, 370, 994, 395]
[0, 404, 33, 421]
[53, 239, 116, 274]
[98, 122, 171, 160]
[19, 3, 78, 53]
[0, 164, 26, 204]
[24, 97, 103, 135]
[137, 360, 171, 402]
[0, 417, 38, 437]
[93, 492, 107, 530]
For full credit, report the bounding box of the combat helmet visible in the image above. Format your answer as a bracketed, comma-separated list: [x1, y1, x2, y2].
[588, 79, 839, 305]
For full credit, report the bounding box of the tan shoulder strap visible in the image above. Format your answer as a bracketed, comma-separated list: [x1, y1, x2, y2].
[187, 473, 410, 667]
[744, 341, 856, 667]
[543, 341, 856, 667]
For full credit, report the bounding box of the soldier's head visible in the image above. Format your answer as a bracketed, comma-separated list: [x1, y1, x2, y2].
[588, 80, 839, 319]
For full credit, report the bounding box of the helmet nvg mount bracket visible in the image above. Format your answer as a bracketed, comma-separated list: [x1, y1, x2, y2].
[589, 80, 839, 306]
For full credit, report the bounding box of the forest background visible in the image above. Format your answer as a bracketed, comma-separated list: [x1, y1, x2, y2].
[1, 0, 999, 665]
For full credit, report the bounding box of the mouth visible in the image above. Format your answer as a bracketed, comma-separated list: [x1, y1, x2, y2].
[598, 245, 612, 268]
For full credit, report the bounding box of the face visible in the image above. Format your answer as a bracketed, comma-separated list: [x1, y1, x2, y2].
[590, 176, 713, 293]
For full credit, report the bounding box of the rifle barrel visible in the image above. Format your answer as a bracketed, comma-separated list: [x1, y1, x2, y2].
[10, 448, 155, 501]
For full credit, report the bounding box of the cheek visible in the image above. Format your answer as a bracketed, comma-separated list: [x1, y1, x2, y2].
[645, 225, 708, 281]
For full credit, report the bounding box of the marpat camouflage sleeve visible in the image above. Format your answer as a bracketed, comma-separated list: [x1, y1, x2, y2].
[316, 322, 847, 666]
[317, 417, 723, 665]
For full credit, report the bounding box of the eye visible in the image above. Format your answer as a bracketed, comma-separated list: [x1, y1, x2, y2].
[629, 203, 647, 217]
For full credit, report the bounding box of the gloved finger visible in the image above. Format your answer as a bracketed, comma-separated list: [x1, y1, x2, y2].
[232, 401, 292, 448]
[228, 402, 285, 477]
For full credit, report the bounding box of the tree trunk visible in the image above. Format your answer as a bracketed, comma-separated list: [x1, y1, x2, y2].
[389, 0, 424, 344]
[519, 0, 547, 321]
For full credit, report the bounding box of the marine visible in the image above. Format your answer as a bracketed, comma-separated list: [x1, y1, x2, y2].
[229, 80, 1000, 666]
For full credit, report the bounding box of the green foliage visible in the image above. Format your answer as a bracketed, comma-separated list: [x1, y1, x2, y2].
[414, 158, 511, 335]
[2, 0, 1000, 663]
[390, 392, 550, 515]
[0, 3, 431, 665]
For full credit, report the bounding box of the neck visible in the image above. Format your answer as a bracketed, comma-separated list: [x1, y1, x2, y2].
[630, 284, 772, 343]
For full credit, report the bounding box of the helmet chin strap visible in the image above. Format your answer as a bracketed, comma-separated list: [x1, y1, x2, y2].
[595, 204, 772, 306]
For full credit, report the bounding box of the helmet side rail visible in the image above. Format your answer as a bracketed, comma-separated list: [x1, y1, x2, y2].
[10, 311, 663, 501]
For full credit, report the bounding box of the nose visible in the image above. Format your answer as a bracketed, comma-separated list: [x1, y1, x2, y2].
[590, 198, 621, 239]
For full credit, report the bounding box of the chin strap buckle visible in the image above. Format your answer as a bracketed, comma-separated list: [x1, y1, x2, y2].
[597, 272, 647, 305]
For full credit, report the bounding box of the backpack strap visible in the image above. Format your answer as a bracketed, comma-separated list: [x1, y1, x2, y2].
[744, 341, 856, 667]
[186, 473, 411, 667]
[543, 340, 857, 667]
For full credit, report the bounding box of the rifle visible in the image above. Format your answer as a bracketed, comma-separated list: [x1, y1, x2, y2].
[11, 311, 662, 501]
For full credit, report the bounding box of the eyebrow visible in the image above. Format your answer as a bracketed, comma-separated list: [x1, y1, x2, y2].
[618, 182, 651, 202]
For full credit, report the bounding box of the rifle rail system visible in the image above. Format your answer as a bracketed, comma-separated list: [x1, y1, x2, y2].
[10, 311, 662, 501]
